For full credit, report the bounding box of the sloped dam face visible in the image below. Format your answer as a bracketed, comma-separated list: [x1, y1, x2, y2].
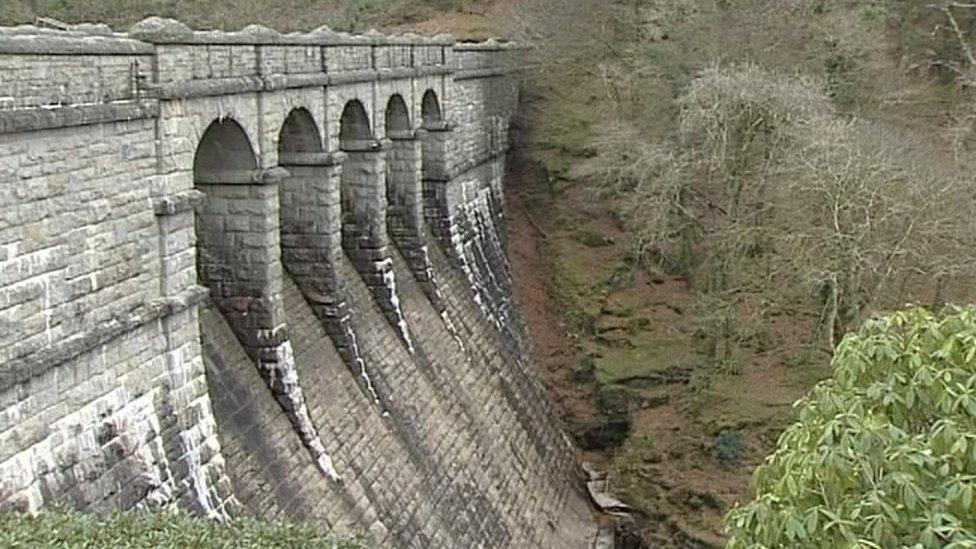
[0, 17, 597, 548]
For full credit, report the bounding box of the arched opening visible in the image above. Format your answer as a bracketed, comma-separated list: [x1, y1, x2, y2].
[421, 90, 442, 128]
[340, 100, 373, 147]
[385, 94, 411, 136]
[279, 108, 322, 156]
[276, 108, 345, 306]
[420, 90, 450, 244]
[194, 119, 258, 175]
[278, 108, 342, 308]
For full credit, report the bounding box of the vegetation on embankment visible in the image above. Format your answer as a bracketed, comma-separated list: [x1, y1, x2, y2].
[506, 0, 976, 545]
[0, 508, 362, 548]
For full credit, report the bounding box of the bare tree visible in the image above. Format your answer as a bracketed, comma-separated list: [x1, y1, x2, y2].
[590, 61, 976, 355]
[772, 116, 976, 347]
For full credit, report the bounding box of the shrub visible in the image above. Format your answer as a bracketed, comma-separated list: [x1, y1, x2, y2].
[0, 508, 362, 548]
[573, 354, 597, 382]
[714, 428, 745, 468]
[595, 385, 632, 415]
[726, 307, 976, 547]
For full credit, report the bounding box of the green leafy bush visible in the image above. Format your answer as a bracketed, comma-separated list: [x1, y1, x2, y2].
[0, 508, 362, 548]
[727, 307, 976, 548]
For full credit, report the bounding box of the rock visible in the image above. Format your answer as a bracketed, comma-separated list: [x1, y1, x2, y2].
[71, 23, 113, 36]
[239, 24, 280, 39]
[594, 525, 616, 549]
[581, 461, 606, 482]
[128, 17, 192, 41]
[587, 480, 639, 517]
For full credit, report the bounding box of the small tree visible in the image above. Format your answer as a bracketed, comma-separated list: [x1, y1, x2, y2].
[727, 307, 976, 547]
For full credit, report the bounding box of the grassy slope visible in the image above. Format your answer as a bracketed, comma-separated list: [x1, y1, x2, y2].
[0, 509, 362, 548]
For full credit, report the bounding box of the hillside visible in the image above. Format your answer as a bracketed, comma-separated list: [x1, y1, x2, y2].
[500, 0, 976, 545]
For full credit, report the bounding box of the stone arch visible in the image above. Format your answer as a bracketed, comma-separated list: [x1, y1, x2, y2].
[384, 93, 424, 272]
[385, 94, 411, 136]
[194, 118, 258, 176]
[278, 107, 323, 155]
[340, 100, 373, 146]
[193, 119, 259, 296]
[421, 90, 442, 128]
[419, 90, 449, 244]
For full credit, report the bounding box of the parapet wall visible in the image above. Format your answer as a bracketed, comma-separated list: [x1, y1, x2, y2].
[0, 18, 593, 547]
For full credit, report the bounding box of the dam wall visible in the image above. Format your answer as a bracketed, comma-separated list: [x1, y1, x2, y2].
[0, 17, 595, 548]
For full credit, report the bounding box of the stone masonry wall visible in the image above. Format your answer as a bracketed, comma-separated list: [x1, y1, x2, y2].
[0, 18, 594, 548]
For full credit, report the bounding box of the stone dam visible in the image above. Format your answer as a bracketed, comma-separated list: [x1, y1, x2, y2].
[0, 17, 598, 547]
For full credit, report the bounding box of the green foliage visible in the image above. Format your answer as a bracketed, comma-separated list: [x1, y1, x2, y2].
[715, 428, 745, 468]
[727, 307, 976, 548]
[0, 508, 362, 548]
[546, 264, 595, 335]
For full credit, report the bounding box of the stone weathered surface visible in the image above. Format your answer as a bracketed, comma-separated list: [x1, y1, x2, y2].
[0, 19, 594, 548]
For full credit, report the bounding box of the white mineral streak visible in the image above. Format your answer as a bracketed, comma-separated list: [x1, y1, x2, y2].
[441, 310, 466, 354]
[453, 212, 504, 333]
[455, 189, 508, 324]
[342, 316, 383, 405]
[420, 245, 466, 350]
[467, 196, 528, 351]
[0, 388, 183, 515]
[421, 245, 446, 302]
[377, 258, 415, 353]
[136, 408, 177, 509]
[478, 204, 515, 292]
[179, 428, 228, 521]
[263, 342, 341, 482]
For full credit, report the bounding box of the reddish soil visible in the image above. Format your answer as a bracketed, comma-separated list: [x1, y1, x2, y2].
[505, 151, 600, 429]
[382, 0, 521, 40]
